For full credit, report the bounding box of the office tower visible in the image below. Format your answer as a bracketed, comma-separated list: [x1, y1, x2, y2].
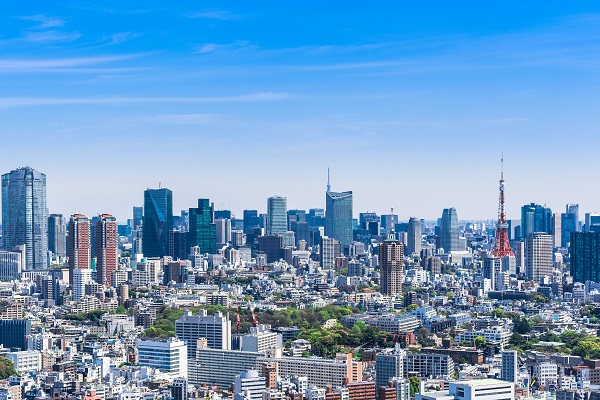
[440, 208, 459, 253]
[501, 350, 518, 384]
[515, 241, 525, 275]
[585, 213, 600, 232]
[172, 378, 188, 400]
[566, 203, 580, 230]
[257, 235, 283, 262]
[72, 267, 91, 301]
[525, 232, 553, 282]
[47, 214, 66, 258]
[287, 209, 307, 230]
[234, 370, 266, 400]
[493, 159, 515, 258]
[68, 214, 91, 285]
[136, 338, 188, 378]
[570, 232, 600, 283]
[175, 309, 231, 358]
[132, 206, 143, 230]
[243, 210, 261, 234]
[551, 213, 562, 248]
[308, 208, 326, 228]
[521, 203, 552, 238]
[188, 199, 217, 255]
[561, 212, 577, 248]
[0, 246, 24, 280]
[1, 167, 47, 270]
[325, 191, 353, 250]
[320, 236, 339, 269]
[376, 346, 405, 389]
[169, 229, 188, 260]
[379, 239, 404, 295]
[267, 196, 287, 235]
[483, 257, 502, 291]
[215, 218, 231, 245]
[214, 210, 232, 220]
[142, 187, 173, 257]
[407, 217, 422, 255]
[0, 319, 31, 351]
[96, 214, 118, 287]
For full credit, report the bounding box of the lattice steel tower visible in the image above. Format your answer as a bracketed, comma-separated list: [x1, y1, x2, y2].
[493, 156, 514, 258]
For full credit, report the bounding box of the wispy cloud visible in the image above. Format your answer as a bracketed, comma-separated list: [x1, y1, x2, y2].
[104, 32, 141, 45]
[22, 30, 81, 43]
[189, 9, 243, 20]
[0, 54, 141, 72]
[134, 113, 221, 125]
[195, 41, 254, 54]
[19, 14, 65, 29]
[0, 92, 292, 109]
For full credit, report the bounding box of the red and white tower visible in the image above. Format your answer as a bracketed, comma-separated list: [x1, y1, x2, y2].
[493, 156, 514, 258]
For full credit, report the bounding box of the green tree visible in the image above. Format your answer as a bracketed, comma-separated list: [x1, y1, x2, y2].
[116, 305, 127, 314]
[0, 357, 16, 379]
[474, 336, 486, 349]
[408, 377, 420, 396]
[491, 308, 505, 318]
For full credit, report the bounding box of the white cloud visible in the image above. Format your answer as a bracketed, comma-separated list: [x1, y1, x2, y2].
[188, 10, 243, 20]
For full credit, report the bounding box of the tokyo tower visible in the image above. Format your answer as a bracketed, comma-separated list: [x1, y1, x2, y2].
[493, 156, 514, 258]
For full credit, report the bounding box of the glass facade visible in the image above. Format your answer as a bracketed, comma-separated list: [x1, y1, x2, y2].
[325, 191, 353, 250]
[521, 203, 552, 239]
[267, 196, 287, 235]
[1, 167, 48, 269]
[188, 198, 217, 255]
[142, 188, 173, 257]
[570, 232, 600, 283]
[440, 207, 459, 253]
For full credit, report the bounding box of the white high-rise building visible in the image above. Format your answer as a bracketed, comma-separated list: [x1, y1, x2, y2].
[320, 236, 337, 269]
[525, 233, 553, 282]
[136, 338, 188, 378]
[240, 324, 283, 354]
[234, 370, 266, 400]
[407, 217, 422, 256]
[72, 268, 92, 301]
[175, 309, 231, 358]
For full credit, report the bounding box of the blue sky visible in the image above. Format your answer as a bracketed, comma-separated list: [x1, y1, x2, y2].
[1, 2, 600, 222]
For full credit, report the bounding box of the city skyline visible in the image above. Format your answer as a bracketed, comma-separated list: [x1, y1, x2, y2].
[2, 3, 600, 221]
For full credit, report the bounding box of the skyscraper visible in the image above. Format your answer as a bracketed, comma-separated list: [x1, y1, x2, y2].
[566, 203, 579, 230]
[570, 232, 600, 283]
[96, 214, 118, 287]
[551, 213, 562, 248]
[521, 203, 552, 239]
[379, 239, 404, 295]
[525, 232, 553, 282]
[243, 210, 261, 234]
[407, 217, 422, 256]
[1, 167, 48, 269]
[48, 214, 67, 258]
[561, 212, 577, 248]
[132, 206, 143, 230]
[188, 199, 217, 254]
[142, 188, 173, 257]
[266, 196, 287, 235]
[440, 208, 459, 253]
[325, 191, 353, 250]
[68, 214, 91, 285]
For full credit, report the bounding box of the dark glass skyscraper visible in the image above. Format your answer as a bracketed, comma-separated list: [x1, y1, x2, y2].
[188, 199, 217, 255]
[440, 208, 459, 253]
[570, 232, 600, 283]
[142, 188, 173, 257]
[0, 319, 31, 350]
[326, 191, 353, 250]
[48, 214, 67, 258]
[521, 203, 552, 239]
[1, 167, 48, 269]
[133, 206, 143, 230]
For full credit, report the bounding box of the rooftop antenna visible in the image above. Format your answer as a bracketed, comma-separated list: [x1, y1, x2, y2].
[327, 168, 331, 192]
[158, 181, 162, 189]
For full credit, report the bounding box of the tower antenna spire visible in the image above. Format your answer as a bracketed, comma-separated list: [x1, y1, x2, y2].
[493, 154, 514, 258]
[327, 168, 331, 192]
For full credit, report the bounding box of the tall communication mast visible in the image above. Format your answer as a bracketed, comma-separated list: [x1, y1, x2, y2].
[493, 156, 515, 258]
